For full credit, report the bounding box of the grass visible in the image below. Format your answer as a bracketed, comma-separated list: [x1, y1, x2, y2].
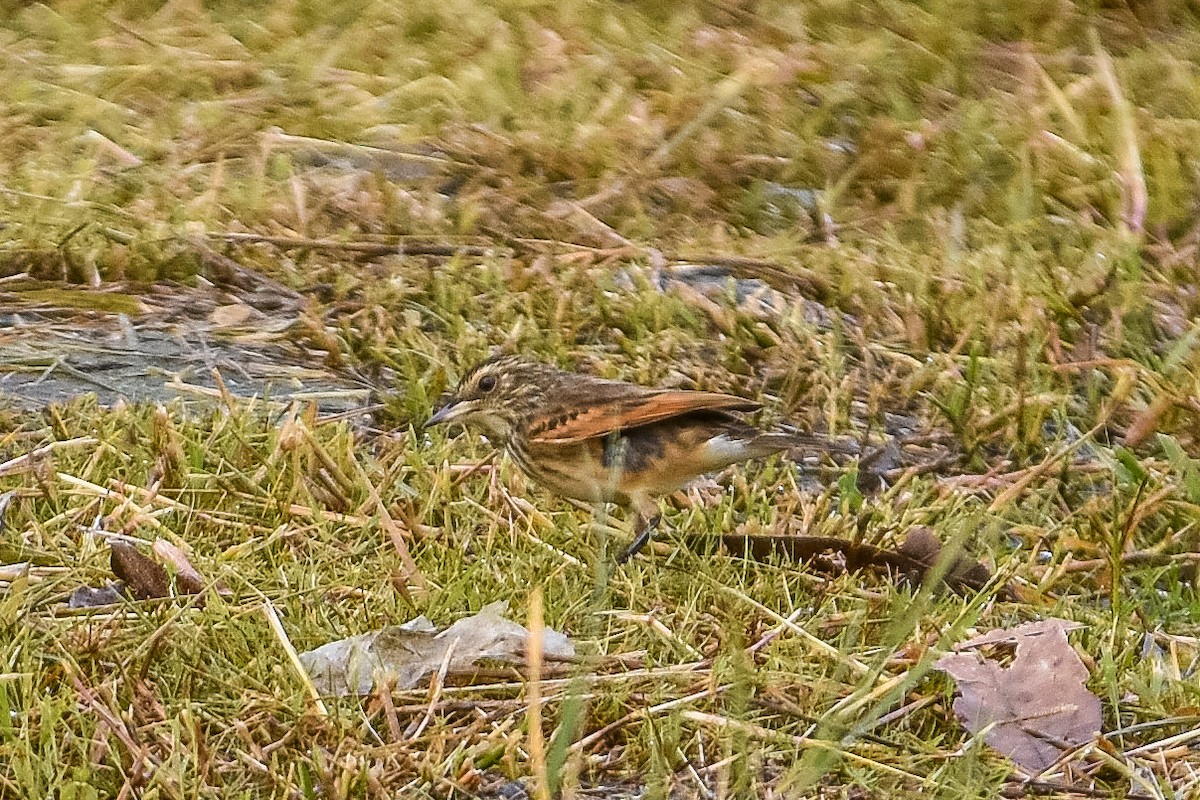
[2, 0, 1200, 797]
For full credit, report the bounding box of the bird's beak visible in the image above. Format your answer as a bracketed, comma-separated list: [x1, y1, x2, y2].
[426, 400, 468, 428]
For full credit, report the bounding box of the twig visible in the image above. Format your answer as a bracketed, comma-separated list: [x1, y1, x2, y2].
[56, 473, 159, 541]
[568, 684, 725, 755]
[68, 669, 158, 768]
[986, 421, 1105, 512]
[663, 254, 829, 298]
[209, 231, 501, 258]
[347, 454, 428, 594]
[461, 493, 582, 568]
[1121, 723, 1200, 758]
[525, 587, 549, 800]
[705, 578, 872, 677]
[0, 437, 98, 478]
[408, 639, 457, 741]
[680, 710, 927, 784]
[113, 480, 273, 531]
[1002, 778, 1154, 800]
[1041, 549, 1200, 578]
[260, 598, 329, 717]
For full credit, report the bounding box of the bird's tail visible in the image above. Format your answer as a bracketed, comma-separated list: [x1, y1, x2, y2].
[752, 431, 862, 459]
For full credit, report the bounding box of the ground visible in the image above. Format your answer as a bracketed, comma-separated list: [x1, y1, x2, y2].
[1, 1, 1199, 798]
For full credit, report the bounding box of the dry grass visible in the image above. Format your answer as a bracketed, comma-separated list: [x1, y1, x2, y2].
[2, 1, 1200, 798]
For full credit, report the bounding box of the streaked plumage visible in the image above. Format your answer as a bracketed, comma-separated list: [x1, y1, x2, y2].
[427, 355, 804, 560]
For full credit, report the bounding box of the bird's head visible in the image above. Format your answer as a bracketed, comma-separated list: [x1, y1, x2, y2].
[426, 355, 557, 442]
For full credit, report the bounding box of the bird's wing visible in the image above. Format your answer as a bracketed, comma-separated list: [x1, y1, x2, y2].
[528, 386, 760, 444]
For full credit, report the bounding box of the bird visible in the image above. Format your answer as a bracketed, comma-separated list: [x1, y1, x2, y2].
[426, 355, 812, 562]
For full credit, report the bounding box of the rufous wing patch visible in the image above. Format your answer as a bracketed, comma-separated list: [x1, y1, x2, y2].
[530, 391, 760, 443]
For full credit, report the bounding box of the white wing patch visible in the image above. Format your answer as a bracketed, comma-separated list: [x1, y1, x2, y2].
[702, 434, 755, 465]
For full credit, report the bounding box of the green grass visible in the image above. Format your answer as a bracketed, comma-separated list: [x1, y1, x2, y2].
[2, 0, 1200, 797]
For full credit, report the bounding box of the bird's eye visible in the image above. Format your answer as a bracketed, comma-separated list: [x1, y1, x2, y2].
[478, 374, 498, 393]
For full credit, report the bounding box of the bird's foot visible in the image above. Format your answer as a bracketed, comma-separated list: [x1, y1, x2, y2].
[617, 514, 661, 564]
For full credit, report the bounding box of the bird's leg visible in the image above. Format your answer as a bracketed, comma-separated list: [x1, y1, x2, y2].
[617, 509, 661, 563]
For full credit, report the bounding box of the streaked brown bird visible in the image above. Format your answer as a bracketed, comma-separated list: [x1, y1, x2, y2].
[427, 355, 811, 562]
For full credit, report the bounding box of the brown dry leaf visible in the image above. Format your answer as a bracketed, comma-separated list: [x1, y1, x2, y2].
[75, 540, 220, 606]
[110, 541, 170, 600]
[935, 619, 1102, 773]
[152, 538, 207, 595]
[298, 601, 575, 696]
